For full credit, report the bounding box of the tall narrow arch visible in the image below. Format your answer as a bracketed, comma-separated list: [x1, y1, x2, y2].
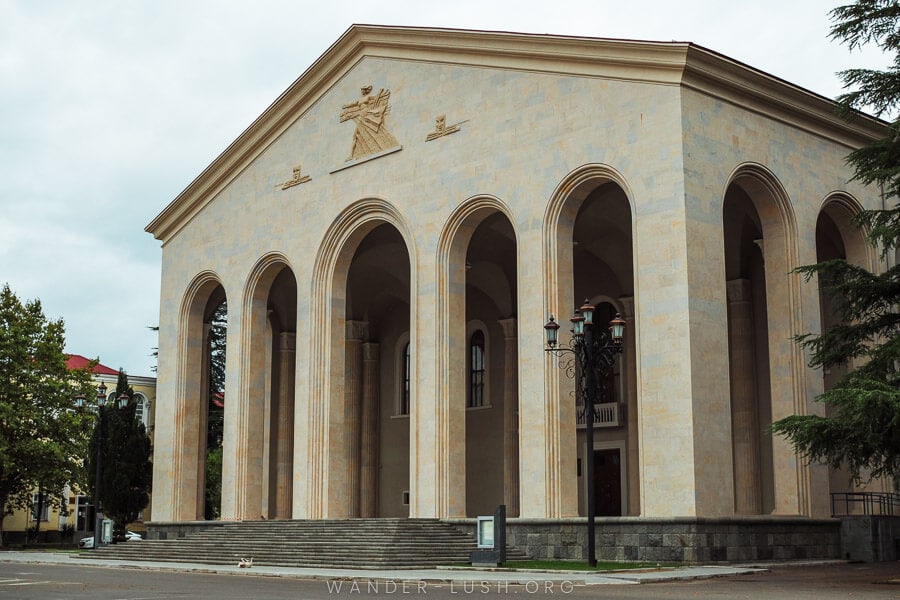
[171, 271, 227, 522]
[818, 192, 874, 270]
[436, 195, 520, 518]
[542, 164, 638, 518]
[222, 253, 297, 520]
[308, 198, 415, 518]
[723, 162, 808, 515]
[815, 193, 888, 496]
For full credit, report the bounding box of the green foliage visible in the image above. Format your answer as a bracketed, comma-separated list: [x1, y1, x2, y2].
[792, 260, 900, 380]
[204, 446, 222, 520]
[772, 2, 900, 483]
[0, 284, 95, 544]
[86, 371, 152, 539]
[831, 1, 900, 115]
[114, 369, 134, 403]
[207, 300, 226, 449]
[205, 300, 226, 519]
[772, 378, 900, 480]
[831, 2, 900, 201]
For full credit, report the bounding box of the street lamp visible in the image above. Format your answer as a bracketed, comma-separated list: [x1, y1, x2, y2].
[544, 300, 625, 567]
[76, 388, 131, 547]
[92, 382, 107, 550]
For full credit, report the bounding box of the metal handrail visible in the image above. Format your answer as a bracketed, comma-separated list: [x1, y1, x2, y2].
[830, 492, 900, 517]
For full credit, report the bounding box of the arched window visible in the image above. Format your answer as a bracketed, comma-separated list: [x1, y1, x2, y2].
[400, 342, 411, 415]
[468, 330, 486, 408]
[133, 393, 148, 427]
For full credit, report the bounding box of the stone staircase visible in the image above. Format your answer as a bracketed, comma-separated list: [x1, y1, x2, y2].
[84, 519, 528, 569]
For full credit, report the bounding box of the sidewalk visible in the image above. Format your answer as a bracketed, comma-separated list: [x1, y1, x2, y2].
[0, 551, 766, 585]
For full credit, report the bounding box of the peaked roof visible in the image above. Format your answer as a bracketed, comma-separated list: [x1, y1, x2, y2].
[66, 354, 118, 376]
[146, 24, 887, 244]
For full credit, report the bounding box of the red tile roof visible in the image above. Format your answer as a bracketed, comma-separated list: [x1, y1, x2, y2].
[65, 354, 119, 376]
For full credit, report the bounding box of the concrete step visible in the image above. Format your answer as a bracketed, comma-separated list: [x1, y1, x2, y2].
[85, 519, 528, 568]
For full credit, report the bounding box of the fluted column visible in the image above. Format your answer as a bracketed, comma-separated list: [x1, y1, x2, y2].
[498, 318, 519, 517]
[498, 317, 519, 517]
[275, 332, 296, 519]
[261, 318, 273, 518]
[360, 342, 380, 517]
[345, 321, 367, 517]
[727, 279, 762, 514]
[620, 297, 640, 516]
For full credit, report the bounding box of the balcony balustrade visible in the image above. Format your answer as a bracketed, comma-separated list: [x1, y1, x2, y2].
[576, 402, 620, 428]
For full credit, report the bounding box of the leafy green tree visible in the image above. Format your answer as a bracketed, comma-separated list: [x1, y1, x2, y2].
[771, 1, 900, 483]
[114, 368, 134, 402]
[204, 446, 223, 520]
[0, 284, 95, 545]
[207, 300, 226, 449]
[205, 300, 226, 519]
[87, 370, 152, 540]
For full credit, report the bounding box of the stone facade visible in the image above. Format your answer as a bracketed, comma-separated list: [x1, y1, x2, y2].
[840, 516, 900, 562]
[451, 517, 841, 563]
[146, 26, 889, 549]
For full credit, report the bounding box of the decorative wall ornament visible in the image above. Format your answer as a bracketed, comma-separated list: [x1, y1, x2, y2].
[339, 86, 399, 161]
[279, 165, 311, 190]
[425, 114, 461, 141]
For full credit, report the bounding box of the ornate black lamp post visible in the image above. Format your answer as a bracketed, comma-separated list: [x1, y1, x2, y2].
[76, 381, 107, 549]
[544, 300, 625, 567]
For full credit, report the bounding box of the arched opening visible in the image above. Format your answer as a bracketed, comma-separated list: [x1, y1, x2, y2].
[172, 276, 226, 522]
[723, 185, 772, 514]
[133, 393, 149, 429]
[721, 165, 806, 515]
[308, 200, 415, 519]
[463, 212, 518, 517]
[815, 197, 883, 497]
[227, 258, 296, 520]
[568, 182, 635, 517]
[343, 223, 411, 517]
[204, 294, 226, 520]
[263, 267, 297, 519]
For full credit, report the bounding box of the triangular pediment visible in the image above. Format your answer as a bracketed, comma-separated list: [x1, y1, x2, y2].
[146, 24, 884, 243]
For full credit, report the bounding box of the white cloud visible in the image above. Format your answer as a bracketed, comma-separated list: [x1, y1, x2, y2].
[0, 0, 890, 376]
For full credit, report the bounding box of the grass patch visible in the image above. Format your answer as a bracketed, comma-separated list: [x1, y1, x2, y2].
[497, 560, 670, 571]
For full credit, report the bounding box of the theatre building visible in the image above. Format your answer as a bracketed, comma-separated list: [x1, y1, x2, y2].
[146, 25, 891, 561]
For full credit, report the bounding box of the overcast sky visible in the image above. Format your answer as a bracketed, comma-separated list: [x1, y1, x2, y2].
[0, 0, 889, 378]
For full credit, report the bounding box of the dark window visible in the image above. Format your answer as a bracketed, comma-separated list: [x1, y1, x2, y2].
[401, 342, 411, 415]
[469, 330, 485, 407]
[32, 493, 50, 522]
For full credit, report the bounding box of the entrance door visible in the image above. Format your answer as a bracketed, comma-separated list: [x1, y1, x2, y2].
[76, 496, 95, 532]
[594, 449, 622, 516]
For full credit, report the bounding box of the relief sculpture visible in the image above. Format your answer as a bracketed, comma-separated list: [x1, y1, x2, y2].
[279, 165, 311, 190]
[425, 114, 461, 141]
[339, 86, 399, 161]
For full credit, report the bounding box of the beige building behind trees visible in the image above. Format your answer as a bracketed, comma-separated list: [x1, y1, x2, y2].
[146, 26, 890, 561]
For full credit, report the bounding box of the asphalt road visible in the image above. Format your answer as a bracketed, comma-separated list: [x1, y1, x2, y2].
[0, 561, 897, 600]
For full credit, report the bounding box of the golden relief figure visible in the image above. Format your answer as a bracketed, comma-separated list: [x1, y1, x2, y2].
[339, 86, 399, 161]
